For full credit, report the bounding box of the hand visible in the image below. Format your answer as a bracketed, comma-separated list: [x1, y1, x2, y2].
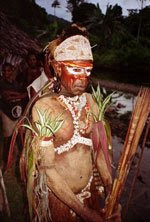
[102, 204, 122, 222]
[82, 208, 104, 222]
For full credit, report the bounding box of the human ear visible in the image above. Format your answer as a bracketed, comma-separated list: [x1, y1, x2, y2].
[51, 61, 61, 77]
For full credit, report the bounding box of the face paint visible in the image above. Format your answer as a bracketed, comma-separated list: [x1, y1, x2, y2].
[65, 66, 92, 76]
[60, 61, 93, 95]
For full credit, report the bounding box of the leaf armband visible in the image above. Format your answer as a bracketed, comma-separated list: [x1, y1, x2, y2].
[39, 136, 53, 147]
[22, 107, 64, 138]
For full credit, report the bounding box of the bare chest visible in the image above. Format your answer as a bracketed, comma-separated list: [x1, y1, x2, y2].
[52, 94, 94, 147]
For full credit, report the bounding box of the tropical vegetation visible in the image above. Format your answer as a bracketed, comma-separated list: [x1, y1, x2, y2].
[0, 0, 150, 85]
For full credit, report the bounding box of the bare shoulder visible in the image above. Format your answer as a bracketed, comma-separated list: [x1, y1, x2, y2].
[85, 92, 98, 115]
[32, 94, 58, 121]
[85, 92, 94, 104]
[85, 92, 97, 107]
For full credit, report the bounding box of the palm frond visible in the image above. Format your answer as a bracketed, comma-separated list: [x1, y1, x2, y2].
[23, 107, 64, 138]
[22, 124, 38, 136]
[92, 85, 113, 122]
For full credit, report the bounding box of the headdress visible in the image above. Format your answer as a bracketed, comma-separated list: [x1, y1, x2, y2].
[54, 35, 93, 61]
[45, 35, 93, 62]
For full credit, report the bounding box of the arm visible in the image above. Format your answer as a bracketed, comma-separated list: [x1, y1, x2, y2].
[89, 94, 121, 221]
[96, 149, 112, 195]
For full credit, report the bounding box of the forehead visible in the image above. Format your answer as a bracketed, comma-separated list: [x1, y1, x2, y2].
[61, 60, 93, 67]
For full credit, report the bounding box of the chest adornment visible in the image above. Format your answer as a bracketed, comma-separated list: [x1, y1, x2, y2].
[54, 94, 92, 154]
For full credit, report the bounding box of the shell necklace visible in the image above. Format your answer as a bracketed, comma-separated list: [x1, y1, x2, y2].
[54, 93, 92, 154]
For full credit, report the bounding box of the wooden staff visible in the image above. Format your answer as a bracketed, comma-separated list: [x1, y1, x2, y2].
[124, 118, 150, 216]
[104, 87, 150, 218]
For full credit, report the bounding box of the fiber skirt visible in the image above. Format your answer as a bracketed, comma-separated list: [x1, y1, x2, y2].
[48, 180, 103, 222]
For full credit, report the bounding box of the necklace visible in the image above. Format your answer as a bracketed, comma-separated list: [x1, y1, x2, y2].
[54, 94, 92, 154]
[59, 94, 86, 130]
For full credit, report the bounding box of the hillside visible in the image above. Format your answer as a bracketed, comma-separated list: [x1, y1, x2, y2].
[0, 0, 69, 44]
[0, 0, 70, 66]
[0, 0, 149, 85]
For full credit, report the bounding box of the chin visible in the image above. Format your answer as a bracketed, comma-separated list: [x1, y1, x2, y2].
[72, 88, 86, 95]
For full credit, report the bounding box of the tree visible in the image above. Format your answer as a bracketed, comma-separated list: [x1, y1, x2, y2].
[71, 2, 99, 23]
[51, 0, 60, 16]
[66, 0, 85, 20]
[137, 0, 145, 42]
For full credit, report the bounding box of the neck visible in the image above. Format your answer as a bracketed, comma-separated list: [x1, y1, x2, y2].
[59, 86, 83, 98]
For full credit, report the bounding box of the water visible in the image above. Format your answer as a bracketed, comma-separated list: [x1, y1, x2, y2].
[111, 89, 150, 222]
[111, 91, 136, 115]
[113, 136, 150, 222]
[94, 87, 149, 221]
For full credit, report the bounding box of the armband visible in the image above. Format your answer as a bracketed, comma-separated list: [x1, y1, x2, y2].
[40, 137, 53, 147]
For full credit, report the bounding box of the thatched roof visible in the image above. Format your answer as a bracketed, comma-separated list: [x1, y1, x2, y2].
[0, 11, 42, 61]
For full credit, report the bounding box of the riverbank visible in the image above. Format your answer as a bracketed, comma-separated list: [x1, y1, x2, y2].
[91, 77, 141, 95]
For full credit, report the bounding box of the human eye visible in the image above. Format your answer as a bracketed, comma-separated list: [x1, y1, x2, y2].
[72, 68, 82, 73]
[66, 66, 82, 75]
[85, 68, 92, 76]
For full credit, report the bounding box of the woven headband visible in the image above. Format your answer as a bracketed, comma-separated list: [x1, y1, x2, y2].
[54, 35, 93, 61]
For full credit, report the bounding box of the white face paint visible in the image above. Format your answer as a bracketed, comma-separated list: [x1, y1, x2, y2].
[65, 66, 92, 76]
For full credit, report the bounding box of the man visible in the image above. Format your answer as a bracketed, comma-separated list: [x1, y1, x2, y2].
[25, 52, 42, 86]
[0, 63, 28, 172]
[21, 25, 118, 222]
[16, 52, 42, 92]
[26, 52, 52, 99]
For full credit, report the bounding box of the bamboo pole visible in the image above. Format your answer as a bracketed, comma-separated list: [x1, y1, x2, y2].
[104, 87, 150, 218]
[124, 118, 150, 216]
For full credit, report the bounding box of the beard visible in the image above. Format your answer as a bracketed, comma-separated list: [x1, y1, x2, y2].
[70, 79, 89, 95]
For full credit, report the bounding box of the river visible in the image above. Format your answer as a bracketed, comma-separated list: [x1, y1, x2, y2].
[113, 136, 150, 222]
[110, 91, 150, 222]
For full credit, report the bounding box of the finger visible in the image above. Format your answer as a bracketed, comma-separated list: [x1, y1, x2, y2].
[106, 212, 118, 220]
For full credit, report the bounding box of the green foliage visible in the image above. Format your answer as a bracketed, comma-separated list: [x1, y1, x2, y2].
[0, 0, 49, 37]
[91, 85, 113, 122]
[72, 3, 150, 84]
[48, 21, 59, 41]
[72, 2, 98, 23]
[22, 107, 64, 137]
[0, 0, 149, 85]
[51, 0, 60, 16]
[94, 50, 117, 68]
[66, 0, 85, 13]
[0, 0, 68, 39]
[125, 6, 150, 39]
